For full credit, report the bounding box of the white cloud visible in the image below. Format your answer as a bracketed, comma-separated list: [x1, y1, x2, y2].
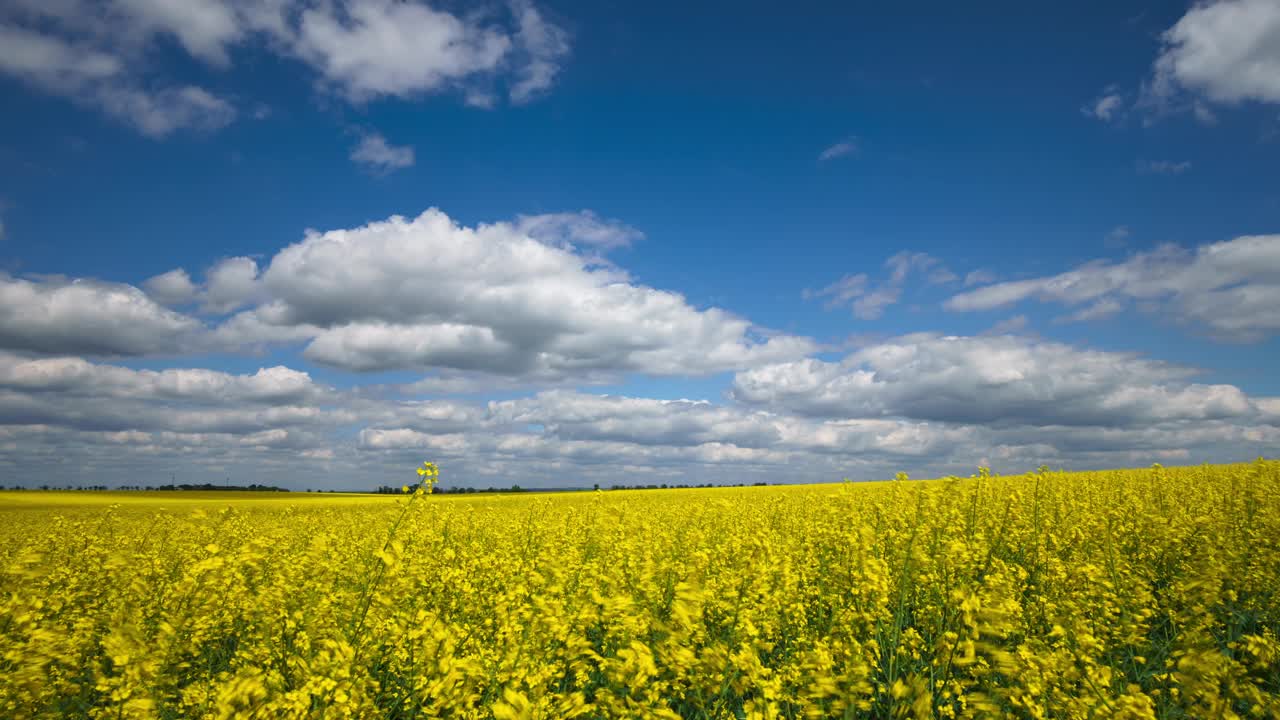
[730, 333, 1260, 427]
[0, 0, 571, 137]
[514, 211, 643, 251]
[113, 0, 245, 66]
[0, 355, 343, 437]
[818, 138, 858, 162]
[290, 0, 510, 101]
[217, 208, 815, 377]
[1083, 88, 1124, 121]
[0, 22, 234, 137]
[0, 273, 200, 356]
[358, 389, 978, 472]
[344, 363, 1278, 487]
[201, 256, 261, 314]
[99, 85, 237, 137]
[0, 22, 123, 89]
[400, 373, 565, 396]
[807, 251, 954, 320]
[205, 303, 324, 350]
[0, 340, 1276, 488]
[945, 234, 1280, 341]
[1148, 0, 1280, 107]
[145, 258, 262, 315]
[142, 268, 197, 306]
[261, 0, 571, 104]
[508, 0, 571, 103]
[114, 208, 676, 374]
[350, 133, 416, 174]
[487, 391, 780, 449]
[0, 353, 322, 405]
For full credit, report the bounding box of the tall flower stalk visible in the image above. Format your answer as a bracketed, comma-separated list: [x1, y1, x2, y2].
[349, 462, 438, 648]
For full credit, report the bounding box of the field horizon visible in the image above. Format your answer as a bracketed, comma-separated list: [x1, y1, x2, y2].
[5, 456, 1274, 501]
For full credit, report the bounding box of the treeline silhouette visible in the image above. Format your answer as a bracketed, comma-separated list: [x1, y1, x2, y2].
[373, 485, 531, 494]
[603, 482, 769, 490]
[373, 482, 771, 495]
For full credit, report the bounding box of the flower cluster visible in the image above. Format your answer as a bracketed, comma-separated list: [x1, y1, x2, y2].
[402, 461, 440, 496]
[1, 459, 1278, 718]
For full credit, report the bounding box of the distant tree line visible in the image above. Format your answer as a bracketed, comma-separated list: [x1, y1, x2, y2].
[374, 485, 531, 495]
[605, 482, 769, 490]
[364, 482, 773, 494]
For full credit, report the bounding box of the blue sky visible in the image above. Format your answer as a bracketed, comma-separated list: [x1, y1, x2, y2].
[0, 0, 1278, 489]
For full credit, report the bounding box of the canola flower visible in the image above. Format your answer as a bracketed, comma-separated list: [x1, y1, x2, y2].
[1, 460, 1279, 719]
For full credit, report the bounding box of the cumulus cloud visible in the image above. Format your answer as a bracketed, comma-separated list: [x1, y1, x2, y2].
[350, 133, 415, 174]
[288, 0, 511, 101]
[0, 353, 322, 405]
[806, 251, 955, 320]
[142, 268, 197, 306]
[944, 234, 1280, 341]
[0, 273, 200, 356]
[144, 257, 262, 315]
[730, 333, 1262, 428]
[226, 208, 814, 377]
[202, 256, 261, 314]
[1147, 0, 1280, 107]
[0, 352, 343, 439]
[84, 206, 795, 379]
[1134, 0, 1280, 123]
[0, 0, 571, 136]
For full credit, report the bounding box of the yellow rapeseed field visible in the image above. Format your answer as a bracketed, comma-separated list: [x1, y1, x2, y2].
[3, 460, 1279, 719]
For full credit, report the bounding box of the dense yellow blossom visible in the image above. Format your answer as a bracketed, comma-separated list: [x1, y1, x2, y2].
[2, 460, 1279, 718]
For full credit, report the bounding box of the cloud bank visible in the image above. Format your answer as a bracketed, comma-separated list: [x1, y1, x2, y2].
[0, 0, 572, 136]
[1, 210, 1276, 489]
